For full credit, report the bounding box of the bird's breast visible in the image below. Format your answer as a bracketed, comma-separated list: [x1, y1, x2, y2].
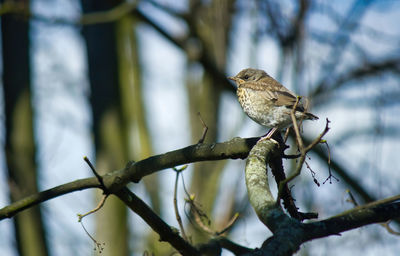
[236, 87, 293, 128]
[236, 87, 253, 113]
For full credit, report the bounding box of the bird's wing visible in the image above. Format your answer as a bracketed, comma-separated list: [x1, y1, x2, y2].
[241, 78, 306, 111]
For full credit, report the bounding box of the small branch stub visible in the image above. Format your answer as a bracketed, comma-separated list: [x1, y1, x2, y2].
[84, 156, 108, 194]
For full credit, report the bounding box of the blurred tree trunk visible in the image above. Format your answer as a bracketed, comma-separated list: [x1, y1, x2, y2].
[187, 0, 234, 242]
[81, 1, 129, 255]
[1, 0, 49, 255]
[116, 15, 164, 254]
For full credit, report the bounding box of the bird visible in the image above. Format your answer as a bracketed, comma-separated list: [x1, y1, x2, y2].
[228, 68, 318, 140]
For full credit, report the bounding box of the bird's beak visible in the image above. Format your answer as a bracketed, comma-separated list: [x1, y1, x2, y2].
[228, 76, 245, 85]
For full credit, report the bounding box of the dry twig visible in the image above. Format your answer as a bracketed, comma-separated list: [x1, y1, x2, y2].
[277, 97, 330, 201]
[197, 112, 209, 144]
[172, 165, 189, 241]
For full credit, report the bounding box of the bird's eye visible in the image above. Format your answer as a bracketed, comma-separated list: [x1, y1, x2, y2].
[243, 75, 250, 80]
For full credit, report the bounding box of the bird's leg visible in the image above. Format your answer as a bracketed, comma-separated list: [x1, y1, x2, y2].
[258, 127, 278, 143]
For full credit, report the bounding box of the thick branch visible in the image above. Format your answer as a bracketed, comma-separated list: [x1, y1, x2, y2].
[243, 133, 400, 256]
[0, 177, 99, 219]
[250, 198, 400, 256]
[1, 134, 399, 256]
[115, 187, 200, 256]
[120, 137, 258, 184]
[304, 195, 400, 241]
[269, 134, 317, 221]
[0, 137, 258, 220]
[244, 138, 296, 233]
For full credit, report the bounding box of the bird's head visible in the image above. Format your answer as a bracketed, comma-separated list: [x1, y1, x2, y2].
[228, 68, 268, 85]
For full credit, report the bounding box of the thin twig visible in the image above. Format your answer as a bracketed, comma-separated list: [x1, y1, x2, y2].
[83, 156, 107, 193]
[320, 139, 339, 184]
[304, 119, 330, 153]
[283, 153, 301, 159]
[283, 127, 291, 143]
[381, 221, 400, 236]
[345, 189, 359, 206]
[77, 194, 109, 222]
[181, 169, 192, 199]
[215, 213, 239, 235]
[305, 160, 320, 187]
[197, 112, 208, 144]
[188, 194, 239, 235]
[290, 96, 304, 149]
[172, 166, 189, 241]
[77, 189, 108, 254]
[277, 97, 304, 201]
[181, 173, 213, 234]
[183, 194, 213, 236]
[191, 207, 214, 235]
[278, 112, 330, 201]
[80, 220, 105, 253]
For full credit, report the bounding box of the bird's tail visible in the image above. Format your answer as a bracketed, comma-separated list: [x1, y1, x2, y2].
[305, 112, 319, 120]
[300, 97, 318, 120]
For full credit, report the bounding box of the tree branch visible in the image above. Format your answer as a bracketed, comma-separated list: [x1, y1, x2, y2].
[115, 187, 200, 256]
[253, 197, 400, 256]
[304, 194, 400, 240]
[312, 58, 400, 98]
[0, 177, 100, 219]
[1, 134, 399, 256]
[244, 138, 294, 232]
[0, 136, 258, 220]
[122, 137, 258, 184]
[244, 137, 400, 255]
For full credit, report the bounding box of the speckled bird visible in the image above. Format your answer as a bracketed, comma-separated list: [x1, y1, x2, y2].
[228, 68, 318, 139]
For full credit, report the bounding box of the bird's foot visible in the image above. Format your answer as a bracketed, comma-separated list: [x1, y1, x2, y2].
[258, 127, 279, 144]
[258, 136, 279, 145]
